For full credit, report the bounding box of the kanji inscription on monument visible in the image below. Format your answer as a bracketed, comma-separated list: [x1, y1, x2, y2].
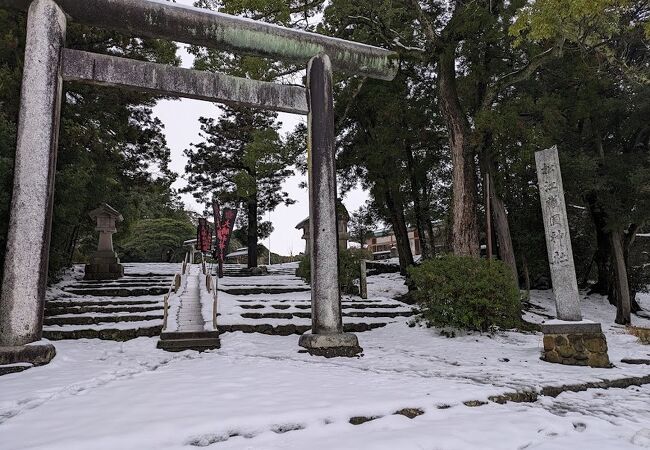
[535, 146, 582, 321]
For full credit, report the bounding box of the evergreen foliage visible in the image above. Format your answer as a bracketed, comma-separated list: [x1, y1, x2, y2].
[408, 256, 522, 332]
[297, 248, 372, 295]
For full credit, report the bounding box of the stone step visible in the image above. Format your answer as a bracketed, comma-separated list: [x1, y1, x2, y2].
[122, 272, 175, 278]
[238, 303, 407, 311]
[158, 329, 220, 352]
[47, 299, 161, 308]
[157, 337, 221, 352]
[43, 325, 162, 341]
[44, 314, 163, 326]
[217, 322, 386, 336]
[239, 311, 413, 320]
[160, 330, 220, 340]
[219, 287, 311, 295]
[64, 287, 169, 297]
[74, 278, 171, 285]
[0, 363, 33, 376]
[45, 304, 163, 315]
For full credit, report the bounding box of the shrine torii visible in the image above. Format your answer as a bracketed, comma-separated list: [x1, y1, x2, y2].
[0, 0, 397, 364]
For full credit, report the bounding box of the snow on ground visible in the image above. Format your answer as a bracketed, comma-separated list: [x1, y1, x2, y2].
[1, 264, 650, 449]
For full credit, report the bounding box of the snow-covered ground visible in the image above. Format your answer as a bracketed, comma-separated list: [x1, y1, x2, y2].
[1, 264, 649, 449]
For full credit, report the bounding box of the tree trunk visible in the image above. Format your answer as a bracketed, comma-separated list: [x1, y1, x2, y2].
[522, 253, 531, 300]
[587, 197, 611, 295]
[610, 230, 631, 325]
[385, 186, 414, 275]
[491, 190, 518, 283]
[623, 223, 642, 313]
[247, 198, 258, 268]
[438, 46, 480, 257]
[66, 223, 80, 267]
[405, 145, 431, 259]
[482, 155, 518, 283]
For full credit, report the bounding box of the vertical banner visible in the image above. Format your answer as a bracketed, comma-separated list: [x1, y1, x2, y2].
[212, 200, 223, 277]
[197, 217, 212, 253]
[218, 208, 237, 261]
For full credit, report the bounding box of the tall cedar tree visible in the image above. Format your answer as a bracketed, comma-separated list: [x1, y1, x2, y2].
[183, 107, 295, 268]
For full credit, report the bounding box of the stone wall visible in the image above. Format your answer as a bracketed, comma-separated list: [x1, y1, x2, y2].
[542, 332, 610, 368]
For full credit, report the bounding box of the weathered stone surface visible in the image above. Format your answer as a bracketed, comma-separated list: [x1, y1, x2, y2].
[0, 0, 66, 347]
[541, 331, 610, 368]
[306, 54, 358, 352]
[535, 146, 582, 321]
[542, 321, 602, 335]
[299, 332, 362, 357]
[394, 408, 424, 419]
[157, 336, 220, 352]
[0, 0, 398, 80]
[63, 49, 309, 115]
[0, 341, 56, 366]
[627, 326, 650, 344]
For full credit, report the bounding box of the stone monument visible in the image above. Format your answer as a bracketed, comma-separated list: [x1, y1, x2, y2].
[535, 146, 610, 367]
[84, 204, 124, 280]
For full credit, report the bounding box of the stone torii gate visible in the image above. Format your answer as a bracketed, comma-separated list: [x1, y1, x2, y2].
[0, 0, 397, 364]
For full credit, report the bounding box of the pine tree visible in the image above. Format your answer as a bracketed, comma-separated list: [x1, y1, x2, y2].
[183, 106, 296, 267]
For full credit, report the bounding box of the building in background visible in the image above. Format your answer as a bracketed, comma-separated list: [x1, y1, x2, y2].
[366, 222, 445, 260]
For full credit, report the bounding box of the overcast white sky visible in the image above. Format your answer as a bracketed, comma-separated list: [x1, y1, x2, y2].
[150, 5, 369, 256]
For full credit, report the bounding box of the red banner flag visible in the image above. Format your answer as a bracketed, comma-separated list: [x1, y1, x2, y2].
[197, 218, 212, 253]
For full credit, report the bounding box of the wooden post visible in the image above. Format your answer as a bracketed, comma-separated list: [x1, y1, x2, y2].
[485, 173, 493, 260]
[359, 260, 368, 299]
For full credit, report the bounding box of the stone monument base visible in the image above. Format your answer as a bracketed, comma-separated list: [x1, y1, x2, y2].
[299, 332, 362, 357]
[0, 341, 56, 366]
[541, 321, 610, 368]
[84, 251, 124, 280]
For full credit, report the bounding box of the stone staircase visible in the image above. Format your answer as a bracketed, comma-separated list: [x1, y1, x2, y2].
[216, 263, 414, 336]
[42, 263, 177, 341]
[39, 262, 413, 342]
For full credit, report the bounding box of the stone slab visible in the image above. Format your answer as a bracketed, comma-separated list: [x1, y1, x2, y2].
[541, 321, 602, 335]
[299, 332, 362, 357]
[156, 337, 221, 352]
[0, 341, 56, 366]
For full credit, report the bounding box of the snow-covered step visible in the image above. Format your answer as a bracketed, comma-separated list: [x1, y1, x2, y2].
[43, 320, 162, 340]
[47, 298, 162, 307]
[218, 322, 388, 336]
[64, 286, 169, 296]
[44, 313, 163, 326]
[45, 303, 163, 315]
[219, 286, 311, 295]
[238, 310, 413, 319]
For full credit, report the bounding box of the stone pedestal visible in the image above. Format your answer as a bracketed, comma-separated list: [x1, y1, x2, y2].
[0, 341, 56, 366]
[535, 147, 611, 368]
[84, 204, 124, 280]
[299, 332, 362, 358]
[541, 321, 610, 368]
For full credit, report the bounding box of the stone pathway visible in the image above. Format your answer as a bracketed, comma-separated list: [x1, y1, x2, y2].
[174, 265, 204, 332]
[157, 264, 220, 352]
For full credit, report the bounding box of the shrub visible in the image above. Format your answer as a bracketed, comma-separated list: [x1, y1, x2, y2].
[408, 255, 521, 332]
[296, 248, 372, 295]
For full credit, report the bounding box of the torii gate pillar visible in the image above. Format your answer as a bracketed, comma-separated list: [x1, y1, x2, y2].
[0, 0, 63, 365]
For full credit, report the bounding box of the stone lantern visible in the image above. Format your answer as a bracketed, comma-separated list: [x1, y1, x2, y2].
[295, 200, 350, 255]
[335, 201, 350, 251]
[84, 204, 124, 280]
